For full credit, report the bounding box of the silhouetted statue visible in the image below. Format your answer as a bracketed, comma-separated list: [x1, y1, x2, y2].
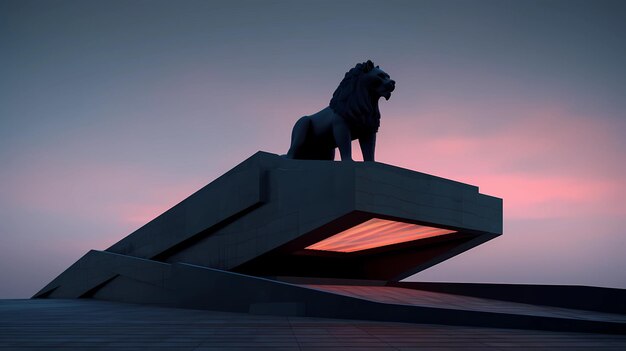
[286, 60, 395, 161]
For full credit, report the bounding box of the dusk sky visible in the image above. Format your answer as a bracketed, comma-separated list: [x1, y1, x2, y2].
[2, 0, 625, 298]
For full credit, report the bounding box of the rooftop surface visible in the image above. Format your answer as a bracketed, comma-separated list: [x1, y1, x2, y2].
[304, 285, 626, 323]
[2, 299, 626, 350]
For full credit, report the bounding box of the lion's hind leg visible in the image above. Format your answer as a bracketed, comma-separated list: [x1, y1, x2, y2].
[286, 116, 312, 159]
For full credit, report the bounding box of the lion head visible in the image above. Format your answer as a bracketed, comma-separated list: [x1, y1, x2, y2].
[329, 60, 396, 132]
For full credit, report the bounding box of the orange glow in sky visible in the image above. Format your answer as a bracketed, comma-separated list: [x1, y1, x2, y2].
[305, 218, 457, 253]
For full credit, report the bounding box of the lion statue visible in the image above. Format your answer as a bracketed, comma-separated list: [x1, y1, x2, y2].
[286, 60, 395, 161]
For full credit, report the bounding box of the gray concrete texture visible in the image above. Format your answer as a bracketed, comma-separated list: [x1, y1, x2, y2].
[37, 152, 502, 289]
[108, 151, 502, 274]
[31, 152, 519, 332]
[31, 250, 626, 334]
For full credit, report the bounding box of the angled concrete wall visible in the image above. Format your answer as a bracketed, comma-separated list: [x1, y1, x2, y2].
[35, 151, 507, 322]
[132, 152, 502, 277]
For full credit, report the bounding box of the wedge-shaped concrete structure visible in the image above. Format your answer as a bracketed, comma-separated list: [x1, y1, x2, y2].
[43, 152, 601, 331]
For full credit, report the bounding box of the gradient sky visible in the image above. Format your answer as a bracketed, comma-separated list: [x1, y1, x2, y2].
[1, 0, 625, 298]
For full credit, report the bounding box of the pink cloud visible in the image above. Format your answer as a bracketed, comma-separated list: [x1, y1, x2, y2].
[375, 105, 626, 220]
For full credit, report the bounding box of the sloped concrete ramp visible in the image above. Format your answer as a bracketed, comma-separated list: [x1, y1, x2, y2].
[33, 250, 626, 335]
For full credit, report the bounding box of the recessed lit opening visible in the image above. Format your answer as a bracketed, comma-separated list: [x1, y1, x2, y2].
[305, 218, 456, 253]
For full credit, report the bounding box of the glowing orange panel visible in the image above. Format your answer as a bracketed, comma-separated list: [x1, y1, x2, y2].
[305, 218, 456, 253]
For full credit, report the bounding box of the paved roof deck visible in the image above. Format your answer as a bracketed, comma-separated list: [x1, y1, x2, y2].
[2, 299, 626, 350]
[304, 285, 626, 323]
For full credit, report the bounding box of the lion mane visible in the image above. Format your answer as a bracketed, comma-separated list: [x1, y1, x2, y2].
[329, 60, 381, 132]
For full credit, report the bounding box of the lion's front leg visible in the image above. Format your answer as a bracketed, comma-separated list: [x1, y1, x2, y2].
[332, 117, 353, 161]
[359, 132, 376, 162]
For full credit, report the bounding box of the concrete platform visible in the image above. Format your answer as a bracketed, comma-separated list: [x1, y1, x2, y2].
[2, 299, 626, 350]
[29, 152, 626, 335]
[36, 152, 503, 301]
